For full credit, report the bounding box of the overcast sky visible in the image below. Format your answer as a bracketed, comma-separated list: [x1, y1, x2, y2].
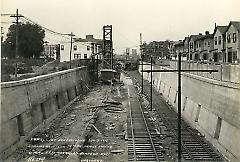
[1, 0, 240, 54]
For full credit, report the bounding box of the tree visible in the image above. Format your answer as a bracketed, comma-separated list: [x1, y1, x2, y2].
[3, 22, 45, 58]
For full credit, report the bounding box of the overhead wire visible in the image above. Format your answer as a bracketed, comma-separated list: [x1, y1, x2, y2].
[22, 16, 101, 48]
[23, 16, 69, 36]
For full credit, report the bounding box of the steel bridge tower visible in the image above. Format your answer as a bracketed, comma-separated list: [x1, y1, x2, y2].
[102, 25, 113, 69]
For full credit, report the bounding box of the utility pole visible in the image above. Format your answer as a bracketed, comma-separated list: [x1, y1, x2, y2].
[10, 9, 24, 79]
[177, 53, 182, 162]
[68, 32, 75, 69]
[97, 54, 99, 81]
[150, 56, 153, 111]
[112, 49, 114, 69]
[140, 33, 144, 94]
[1, 27, 4, 43]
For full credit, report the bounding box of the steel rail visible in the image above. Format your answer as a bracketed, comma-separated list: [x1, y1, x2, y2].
[136, 92, 160, 162]
[129, 71, 224, 161]
[144, 82, 221, 161]
[128, 85, 137, 162]
[128, 78, 160, 162]
[142, 88, 195, 161]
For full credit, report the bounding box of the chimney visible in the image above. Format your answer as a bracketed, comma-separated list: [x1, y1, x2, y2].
[205, 31, 209, 35]
[86, 35, 94, 40]
[199, 33, 202, 35]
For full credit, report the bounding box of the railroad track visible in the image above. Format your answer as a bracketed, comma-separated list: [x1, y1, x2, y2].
[127, 77, 164, 162]
[128, 71, 224, 162]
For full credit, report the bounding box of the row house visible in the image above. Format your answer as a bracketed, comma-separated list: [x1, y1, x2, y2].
[169, 38, 188, 60]
[202, 33, 214, 61]
[225, 21, 240, 63]
[183, 37, 190, 56]
[168, 41, 177, 58]
[60, 35, 103, 62]
[141, 40, 170, 61]
[186, 21, 240, 63]
[169, 21, 240, 63]
[173, 41, 184, 59]
[188, 34, 204, 60]
[212, 26, 228, 62]
[196, 31, 214, 61]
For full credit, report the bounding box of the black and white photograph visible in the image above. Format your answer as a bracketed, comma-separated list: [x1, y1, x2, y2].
[1, 0, 240, 161]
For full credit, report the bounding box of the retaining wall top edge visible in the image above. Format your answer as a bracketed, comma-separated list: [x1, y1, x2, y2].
[182, 72, 240, 89]
[0, 66, 87, 88]
[158, 66, 240, 89]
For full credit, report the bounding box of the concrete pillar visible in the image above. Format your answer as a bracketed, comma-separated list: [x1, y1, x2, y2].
[31, 104, 44, 127]
[0, 118, 19, 154]
[68, 87, 76, 101]
[42, 97, 57, 119]
[20, 110, 33, 135]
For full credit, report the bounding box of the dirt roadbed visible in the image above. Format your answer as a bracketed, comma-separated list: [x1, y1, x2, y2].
[7, 74, 129, 162]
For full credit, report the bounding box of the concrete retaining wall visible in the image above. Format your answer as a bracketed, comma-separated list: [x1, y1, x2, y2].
[139, 63, 240, 161]
[165, 60, 240, 84]
[0, 67, 89, 160]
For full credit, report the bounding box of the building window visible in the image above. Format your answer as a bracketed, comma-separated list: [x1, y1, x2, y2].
[208, 41, 210, 47]
[87, 46, 90, 51]
[74, 54, 77, 59]
[218, 36, 221, 45]
[61, 45, 64, 50]
[233, 33, 237, 43]
[189, 42, 193, 49]
[84, 54, 87, 58]
[227, 34, 231, 43]
[74, 54, 81, 59]
[214, 37, 217, 45]
[73, 45, 77, 51]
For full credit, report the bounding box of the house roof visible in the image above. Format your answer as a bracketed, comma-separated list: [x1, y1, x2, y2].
[183, 37, 190, 44]
[74, 37, 103, 44]
[213, 26, 228, 36]
[189, 35, 204, 42]
[196, 34, 213, 41]
[174, 41, 184, 47]
[226, 21, 240, 33]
